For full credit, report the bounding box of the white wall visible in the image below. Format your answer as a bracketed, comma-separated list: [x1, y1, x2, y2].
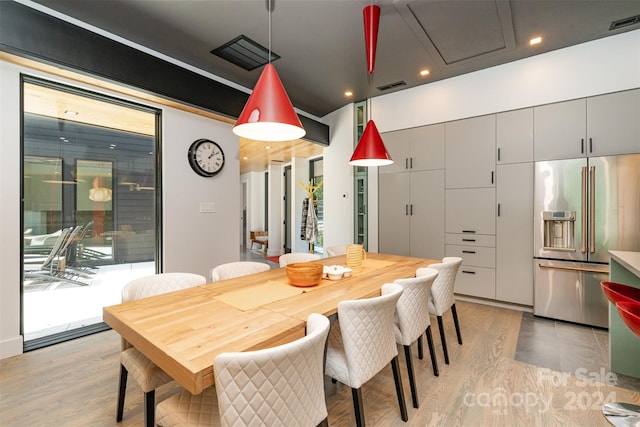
[373, 29, 640, 132]
[162, 107, 240, 277]
[322, 104, 355, 250]
[0, 60, 240, 358]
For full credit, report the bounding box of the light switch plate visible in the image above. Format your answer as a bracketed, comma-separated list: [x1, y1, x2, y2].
[200, 202, 216, 213]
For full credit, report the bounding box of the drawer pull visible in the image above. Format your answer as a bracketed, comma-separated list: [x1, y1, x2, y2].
[462, 250, 476, 254]
[462, 239, 476, 242]
[462, 270, 476, 275]
[462, 230, 476, 234]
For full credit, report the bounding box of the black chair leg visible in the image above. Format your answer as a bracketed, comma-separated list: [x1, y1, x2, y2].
[417, 334, 424, 360]
[351, 387, 365, 427]
[116, 364, 128, 422]
[143, 390, 155, 427]
[425, 325, 439, 377]
[391, 356, 408, 422]
[452, 303, 463, 345]
[437, 315, 449, 364]
[403, 345, 419, 408]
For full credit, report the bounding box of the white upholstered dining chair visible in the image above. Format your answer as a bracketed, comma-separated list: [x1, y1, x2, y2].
[210, 261, 270, 281]
[117, 272, 207, 427]
[325, 283, 407, 427]
[325, 245, 347, 257]
[392, 269, 439, 409]
[278, 252, 321, 267]
[156, 313, 331, 427]
[417, 256, 463, 365]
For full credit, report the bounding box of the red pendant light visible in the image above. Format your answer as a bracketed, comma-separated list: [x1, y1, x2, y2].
[233, 63, 305, 141]
[232, 0, 305, 142]
[350, 120, 392, 166]
[349, 4, 393, 167]
[363, 4, 380, 74]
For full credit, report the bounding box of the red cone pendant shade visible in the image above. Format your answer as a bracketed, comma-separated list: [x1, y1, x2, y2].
[349, 120, 393, 166]
[233, 63, 306, 141]
[363, 5, 380, 74]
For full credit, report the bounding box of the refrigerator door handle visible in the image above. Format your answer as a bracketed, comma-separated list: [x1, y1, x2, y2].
[581, 166, 587, 253]
[538, 263, 609, 275]
[590, 166, 596, 253]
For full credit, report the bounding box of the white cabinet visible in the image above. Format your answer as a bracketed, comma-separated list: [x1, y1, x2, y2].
[445, 115, 495, 189]
[534, 89, 640, 161]
[445, 188, 495, 235]
[533, 99, 586, 161]
[379, 170, 444, 259]
[587, 89, 640, 156]
[497, 108, 533, 164]
[445, 187, 496, 299]
[379, 173, 410, 255]
[496, 163, 533, 305]
[380, 124, 445, 174]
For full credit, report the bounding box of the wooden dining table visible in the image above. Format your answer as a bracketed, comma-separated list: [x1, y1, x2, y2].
[103, 252, 438, 395]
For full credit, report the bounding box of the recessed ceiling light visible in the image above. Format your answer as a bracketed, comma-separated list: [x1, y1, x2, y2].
[529, 36, 542, 46]
[419, 69, 430, 77]
[344, 90, 353, 97]
[64, 110, 79, 116]
[243, 156, 248, 160]
[265, 146, 271, 150]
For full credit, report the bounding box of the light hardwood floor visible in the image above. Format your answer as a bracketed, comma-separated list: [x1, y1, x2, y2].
[1, 301, 638, 426]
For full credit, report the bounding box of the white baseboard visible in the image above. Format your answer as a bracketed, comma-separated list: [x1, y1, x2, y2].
[0, 335, 23, 360]
[455, 294, 533, 313]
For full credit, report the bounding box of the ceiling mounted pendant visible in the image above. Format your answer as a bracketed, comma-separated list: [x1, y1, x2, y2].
[232, 0, 305, 142]
[233, 64, 305, 141]
[349, 4, 393, 167]
[363, 4, 380, 74]
[349, 119, 392, 166]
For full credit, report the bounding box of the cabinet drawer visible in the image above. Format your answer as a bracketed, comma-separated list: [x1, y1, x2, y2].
[445, 233, 495, 247]
[454, 266, 496, 299]
[446, 245, 495, 268]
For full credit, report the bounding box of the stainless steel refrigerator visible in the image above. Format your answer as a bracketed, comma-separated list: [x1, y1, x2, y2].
[533, 154, 640, 328]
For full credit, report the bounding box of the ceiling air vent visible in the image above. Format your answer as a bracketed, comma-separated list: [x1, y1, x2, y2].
[609, 14, 640, 31]
[377, 80, 407, 91]
[211, 35, 280, 71]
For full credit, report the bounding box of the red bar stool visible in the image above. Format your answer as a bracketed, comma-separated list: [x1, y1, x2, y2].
[600, 282, 640, 426]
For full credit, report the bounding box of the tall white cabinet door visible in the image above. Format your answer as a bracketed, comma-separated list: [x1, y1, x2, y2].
[379, 173, 410, 255]
[410, 170, 445, 259]
[445, 115, 496, 189]
[410, 124, 445, 171]
[496, 163, 534, 305]
[534, 99, 586, 161]
[445, 188, 496, 235]
[587, 89, 640, 156]
[379, 130, 410, 174]
[497, 108, 533, 164]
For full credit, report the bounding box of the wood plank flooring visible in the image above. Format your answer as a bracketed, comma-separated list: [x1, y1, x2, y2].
[1, 301, 639, 426]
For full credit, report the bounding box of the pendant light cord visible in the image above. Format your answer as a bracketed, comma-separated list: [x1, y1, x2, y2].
[268, 0, 272, 64]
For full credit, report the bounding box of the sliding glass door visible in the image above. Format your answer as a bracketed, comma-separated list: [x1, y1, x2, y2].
[21, 76, 160, 349]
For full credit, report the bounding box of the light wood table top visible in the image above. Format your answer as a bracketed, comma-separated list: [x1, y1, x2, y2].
[103, 253, 437, 394]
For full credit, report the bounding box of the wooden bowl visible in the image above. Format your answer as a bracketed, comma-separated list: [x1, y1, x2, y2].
[286, 262, 323, 287]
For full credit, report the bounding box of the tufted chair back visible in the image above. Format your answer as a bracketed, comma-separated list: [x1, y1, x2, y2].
[418, 257, 462, 316]
[279, 252, 321, 267]
[211, 261, 270, 281]
[155, 314, 331, 427]
[392, 269, 438, 346]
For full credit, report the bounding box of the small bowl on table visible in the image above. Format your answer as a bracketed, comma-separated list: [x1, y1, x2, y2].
[286, 262, 323, 287]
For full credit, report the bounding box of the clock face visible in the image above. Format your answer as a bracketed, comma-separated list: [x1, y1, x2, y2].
[188, 139, 225, 177]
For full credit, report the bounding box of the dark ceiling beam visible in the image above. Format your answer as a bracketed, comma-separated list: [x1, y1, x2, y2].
[0, 1, 329, 146]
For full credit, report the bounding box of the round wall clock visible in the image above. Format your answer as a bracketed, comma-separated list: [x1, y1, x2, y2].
[187, 138, 225, 177]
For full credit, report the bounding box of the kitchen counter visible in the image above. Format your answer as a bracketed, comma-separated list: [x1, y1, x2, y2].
[608, 250, 640, 379]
